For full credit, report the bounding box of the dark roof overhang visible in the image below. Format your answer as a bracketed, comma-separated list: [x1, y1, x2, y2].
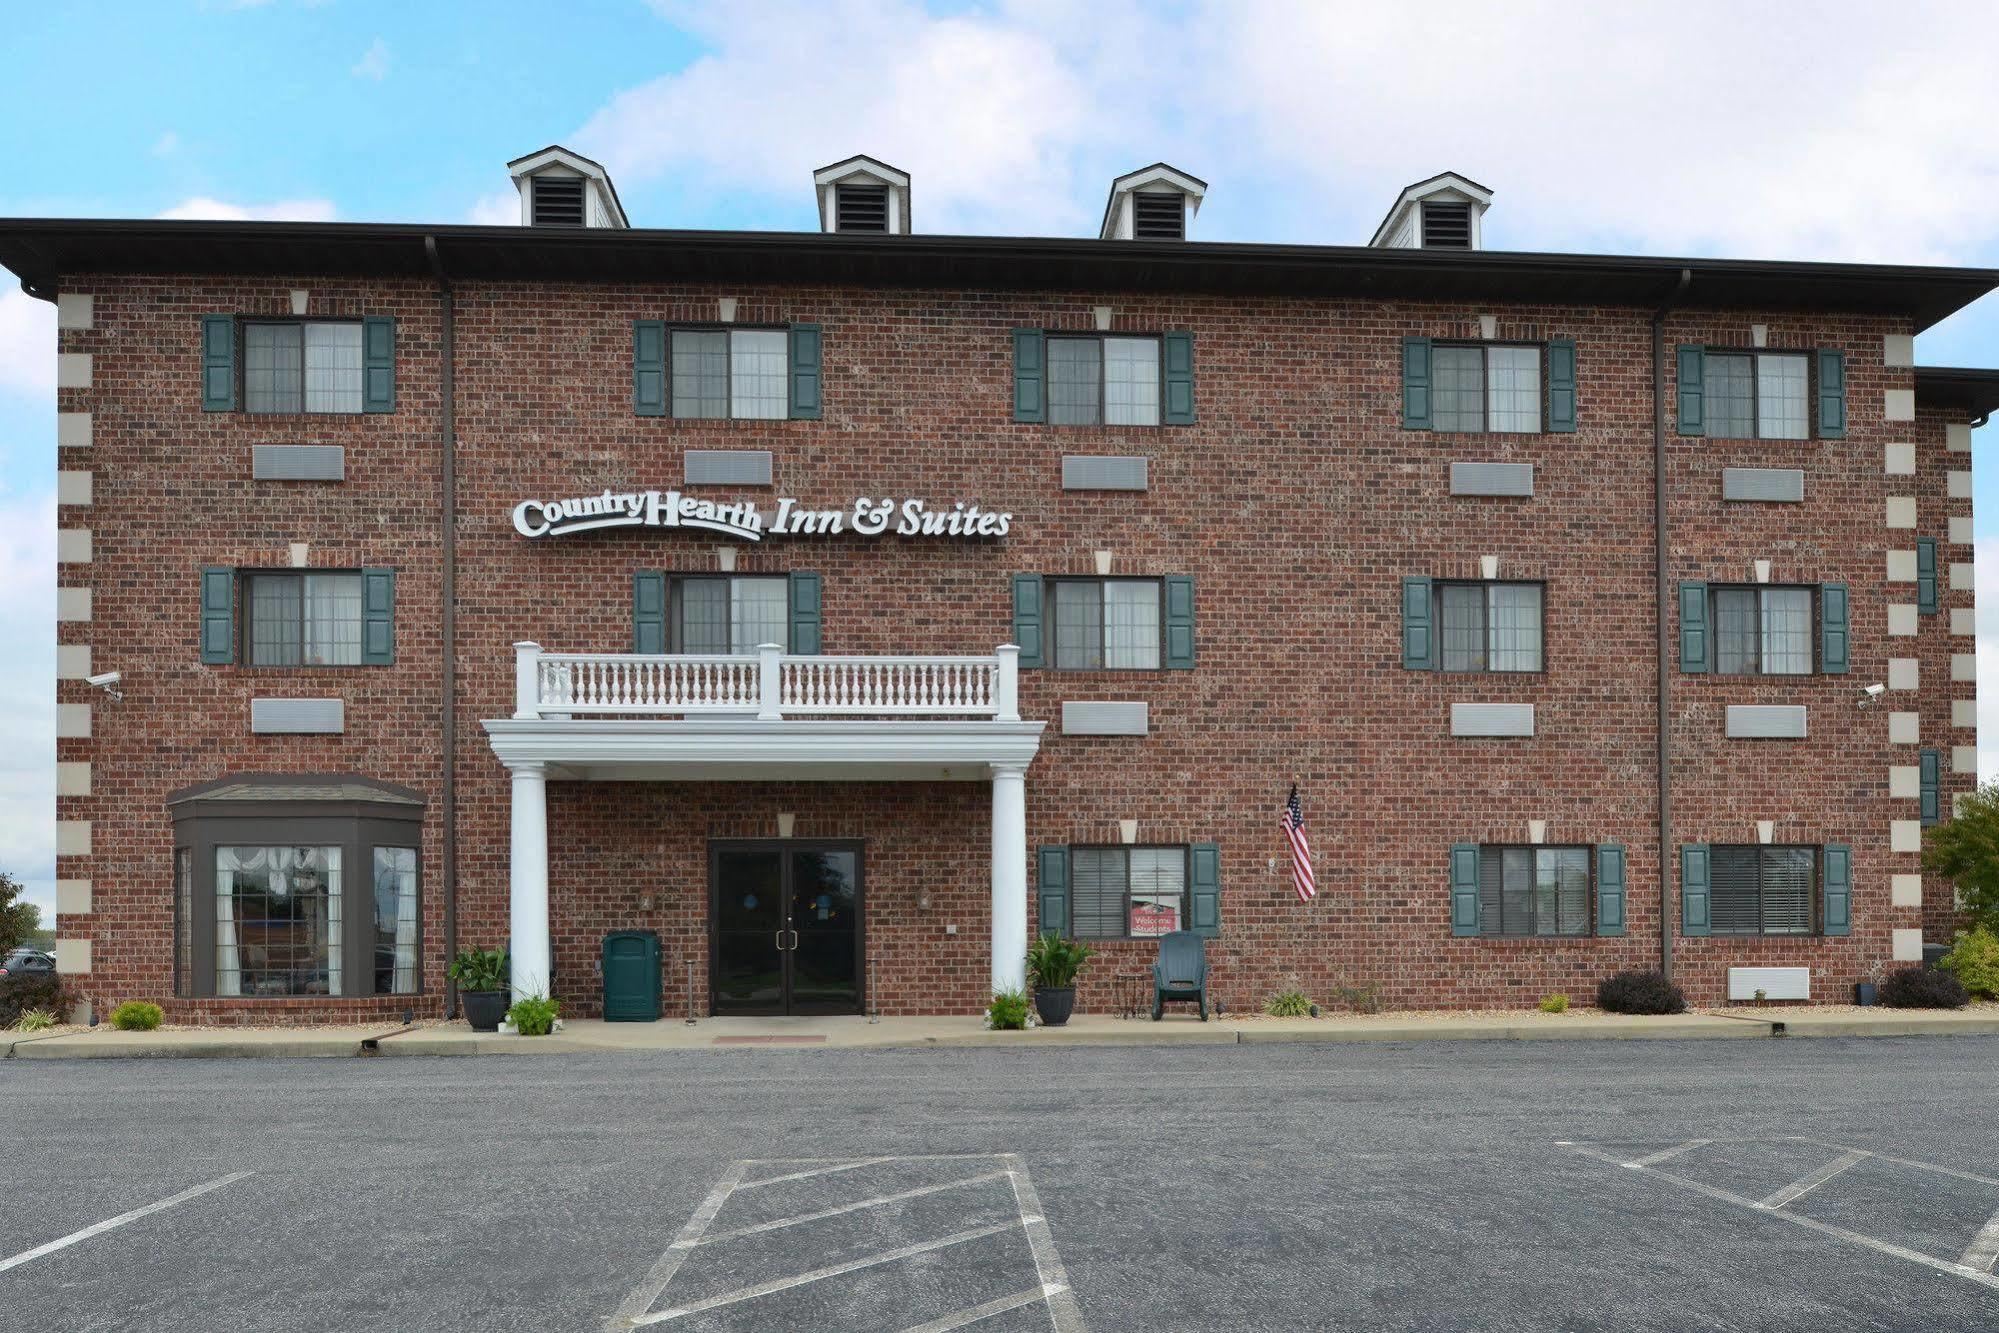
[3, 217, 1995, 332]
[1915, 366, 1999, 424]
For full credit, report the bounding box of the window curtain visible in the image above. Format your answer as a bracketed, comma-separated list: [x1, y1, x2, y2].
[728, 330, 788, 419]
[1103, 337, 1160, 425]
[304, 323, 364, 413]
[730, 578, 789, 653]
[1103, 581, 1161, 668]
[319, 846, 343, 996]
[215, 847, 245, 996]
[1485, 346, 1541, 433]
[375, 847, 418, 995]
[1755, 354, 1809, 440]
[303, 573, 363, 665]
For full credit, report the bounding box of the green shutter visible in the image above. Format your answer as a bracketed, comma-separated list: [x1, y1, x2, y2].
[1917, 538, 1939, 615]
[1678, 581, 1709, 673]
[788, 571, 822, 655]
[1189, 843, 1221, 937]
[1821, 844, 1852, 936]
[361, 315, 396, 413]
[1920, 749, 1942, 827]
[1546, 338, 1577, 433]
[1401, 337, 1433, 429]
[633, 571, 665, 654]
[1163, 575, 1195, 669]
[1402, 575, 1435, 670]
[201, 315, 236, 412]
[1816, 348, 1846, 439]
[1012, 328, 1045, 423]
[1011, 574, 1045, 668]
[1676, 346, 1705, 435]
[199, 566, 235, 664]
[1820, 582, 1849, 676]
[1450, 844, 1480, 936]
[360, 567, 395, 665]
[633, 320, 666, 417]
[1595, 844, 1627, 937]
[1681, 844, 1710, 936]
[1037, 845, 1070, 936]
[1163, 331, 1195, 425]
[788, 323, 822, 420]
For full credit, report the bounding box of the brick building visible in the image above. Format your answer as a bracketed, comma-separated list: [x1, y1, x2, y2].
[6, 151, 1996, 1024]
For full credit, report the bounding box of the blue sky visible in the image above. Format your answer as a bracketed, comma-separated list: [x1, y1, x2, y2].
[2, 0, 1997, 920]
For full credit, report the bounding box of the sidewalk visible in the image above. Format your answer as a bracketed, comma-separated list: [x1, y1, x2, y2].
[11, 1003, 1999, 1059]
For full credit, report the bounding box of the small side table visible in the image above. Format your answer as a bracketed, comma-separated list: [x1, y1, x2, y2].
[1114, 969, 1150, 1020]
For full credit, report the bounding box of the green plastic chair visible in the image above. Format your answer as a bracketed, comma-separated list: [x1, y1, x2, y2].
[1152, 931, 1208, 1021]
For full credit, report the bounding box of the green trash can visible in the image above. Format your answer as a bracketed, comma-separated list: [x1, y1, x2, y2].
[603, 930, 662, 1022]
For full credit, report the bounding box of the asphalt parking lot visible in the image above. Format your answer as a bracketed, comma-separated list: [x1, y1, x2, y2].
[5, 1036, 1999, 1331]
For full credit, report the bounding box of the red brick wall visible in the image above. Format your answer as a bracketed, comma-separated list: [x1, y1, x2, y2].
[53, 274, 1974, 1021]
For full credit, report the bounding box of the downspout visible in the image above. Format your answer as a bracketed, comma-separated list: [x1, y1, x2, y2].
[1653, 268, 1691, 978]
[426, 235, 460, 1019]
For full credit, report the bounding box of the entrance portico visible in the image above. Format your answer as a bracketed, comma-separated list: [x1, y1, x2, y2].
[484, 641, 1043, 1007]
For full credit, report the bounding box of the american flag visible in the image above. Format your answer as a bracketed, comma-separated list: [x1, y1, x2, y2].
[1283, 784, 1316, 902]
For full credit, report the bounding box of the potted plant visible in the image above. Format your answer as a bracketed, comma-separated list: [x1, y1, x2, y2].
[1855, 960, 1885, 1007]
[1025, 932, 1093, 1027]
[450, 947, 511, 1032]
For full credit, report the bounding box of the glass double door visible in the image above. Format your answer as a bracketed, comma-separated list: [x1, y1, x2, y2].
[710, 842, 863, 1015]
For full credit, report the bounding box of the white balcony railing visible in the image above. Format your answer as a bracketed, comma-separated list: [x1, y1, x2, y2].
[514, 641, 1020, 722]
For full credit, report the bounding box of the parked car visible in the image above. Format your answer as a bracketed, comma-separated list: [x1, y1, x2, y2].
[0, 948, 55, 978]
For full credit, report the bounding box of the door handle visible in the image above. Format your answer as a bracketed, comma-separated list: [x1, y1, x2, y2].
[774, 929, 787, 952]
[788, 929, 800, 951]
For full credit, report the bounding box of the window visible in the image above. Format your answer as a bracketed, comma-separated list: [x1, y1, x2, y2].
[1047, 335, 1161, 426]
[1432, 344, 1542, 433]
[1710, 845, 1817, 935]
[1712, 586, 1813, 675]
[671, 576, 789, 654]
[373, 848, 418, 996]
[174, 847, 192, 999]
[244, 321, 365, 414]
[244, 572, 364, 666]
[215, 845, 342, 997]
[1704, 352, 1809, 440]
[1439, 582, 1543, 672]
[1479, 846, 1591, 937]
[671, 329, 788, 420]
[1072, 846, 1187, 939]
[1050, 579, 1162, 670]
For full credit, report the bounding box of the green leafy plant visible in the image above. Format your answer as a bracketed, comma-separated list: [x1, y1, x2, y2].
[1330, 980, 1383, 1014]
[1025, 933, 1094, 990]
[1539, 994, 1570, 1014]
[110, 1001, 163, 1031]
[1922, 782, 1999, 933]
[14, 1007, 56, 1032]
[1265, 988, 1314, 1018]
[1939, 926, 1999, 1000]
[507, 994, 559, 1036]
[0, 973, 66, 1029]
[985, 988, 1031, 1030]
[448, 947, 509, 993]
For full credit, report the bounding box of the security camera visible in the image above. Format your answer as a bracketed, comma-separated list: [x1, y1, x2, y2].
[1858, 682, 1886, 709]
[85, 671, 122, 701]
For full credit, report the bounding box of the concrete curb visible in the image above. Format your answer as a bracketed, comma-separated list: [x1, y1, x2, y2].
[1236, 1019, 1766, 1043]
[11, 1026, 406, 1060]
[1776, 1014, 1999, 1038]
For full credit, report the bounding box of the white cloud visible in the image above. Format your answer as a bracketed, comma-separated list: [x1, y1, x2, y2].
[468, 191, 519, 226]
[155, 196, 337, 222]
[352, 37, 390, 82]
[0, 289, 55, 400]
[152, 131, 180, 157]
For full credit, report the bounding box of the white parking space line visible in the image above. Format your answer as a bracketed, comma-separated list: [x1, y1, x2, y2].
[1004, 1152, 1087, 1333]
[610, 1161, 749, 1327]
[632, 1221, 1020, 1326]
[1960, 1210, 1999, 1274]
[1627, 1139, 1712, 1168]
[734, 1157, 897, 1191]
[898, 1284, 1064, 1332]
[685, 1170, 1013, 1248]
[0, 1172, 252, 1275]
[1757, 1150, 1871, 1210]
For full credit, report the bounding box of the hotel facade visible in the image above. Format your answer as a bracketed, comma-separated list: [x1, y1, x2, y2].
[8, 151, 1996, 1023]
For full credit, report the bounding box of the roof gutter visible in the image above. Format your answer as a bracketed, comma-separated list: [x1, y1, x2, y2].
[425, 234, 460, 1020]
[1654, 267, 1691, 978]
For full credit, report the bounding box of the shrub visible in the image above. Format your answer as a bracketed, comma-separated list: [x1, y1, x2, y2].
[110, 1001, 163, 1031]
[1922, 781, 1999, 933]
[507, 994, 559, 1036]
[1939, 927, 1999, 1000]
[1330, 981, 1383, 1014]
[15, 1007, 57, 1032]
[1597, 970, 1687, 1015]
[447, 947, 509, 993]
[1024, 933, 1093, 990]
[985, 988, 1031, 1031]
[1265, 988, 1313, 1018]
[0, 973, 66, 1029]
[1539, 994, 1570, 1014]
[1878, 965, 1969, 1010]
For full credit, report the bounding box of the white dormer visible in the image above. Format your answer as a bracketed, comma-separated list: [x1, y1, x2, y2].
[1100, 163, 1206, 241]
[506, 145, 629, 229]
[814, 156, 911, 234]
[1369, 172, 1493, 250]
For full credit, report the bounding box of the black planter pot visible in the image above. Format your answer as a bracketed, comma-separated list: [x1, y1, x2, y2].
[463, 989, 509, 1032]
[1854, 982, 1878, 1007]
[1034, 986, 1076, 1027]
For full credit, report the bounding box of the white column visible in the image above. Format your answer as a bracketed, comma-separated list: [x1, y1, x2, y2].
[994, 644, 1020, 721]
[990, 763, 1028, 994]
[513, 641, 542, 719]
[509, 762, 550, 1000]
[756, 641, 783, 720]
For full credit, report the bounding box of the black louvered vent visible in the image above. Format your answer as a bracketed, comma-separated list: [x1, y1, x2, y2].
[836, 184, 889, 232]
[1131, 192, 1184, 240]
[532, 176, 586, 227]
[1421, 202, 1472, 249]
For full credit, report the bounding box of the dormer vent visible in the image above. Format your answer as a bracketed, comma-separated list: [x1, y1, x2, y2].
[1100, 163, 1206, 241]
[505, 145, 629, 230]
[815, 156, 910, 234]
[1370, 172, 1492, 250]
[531, 176, 585, 227]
